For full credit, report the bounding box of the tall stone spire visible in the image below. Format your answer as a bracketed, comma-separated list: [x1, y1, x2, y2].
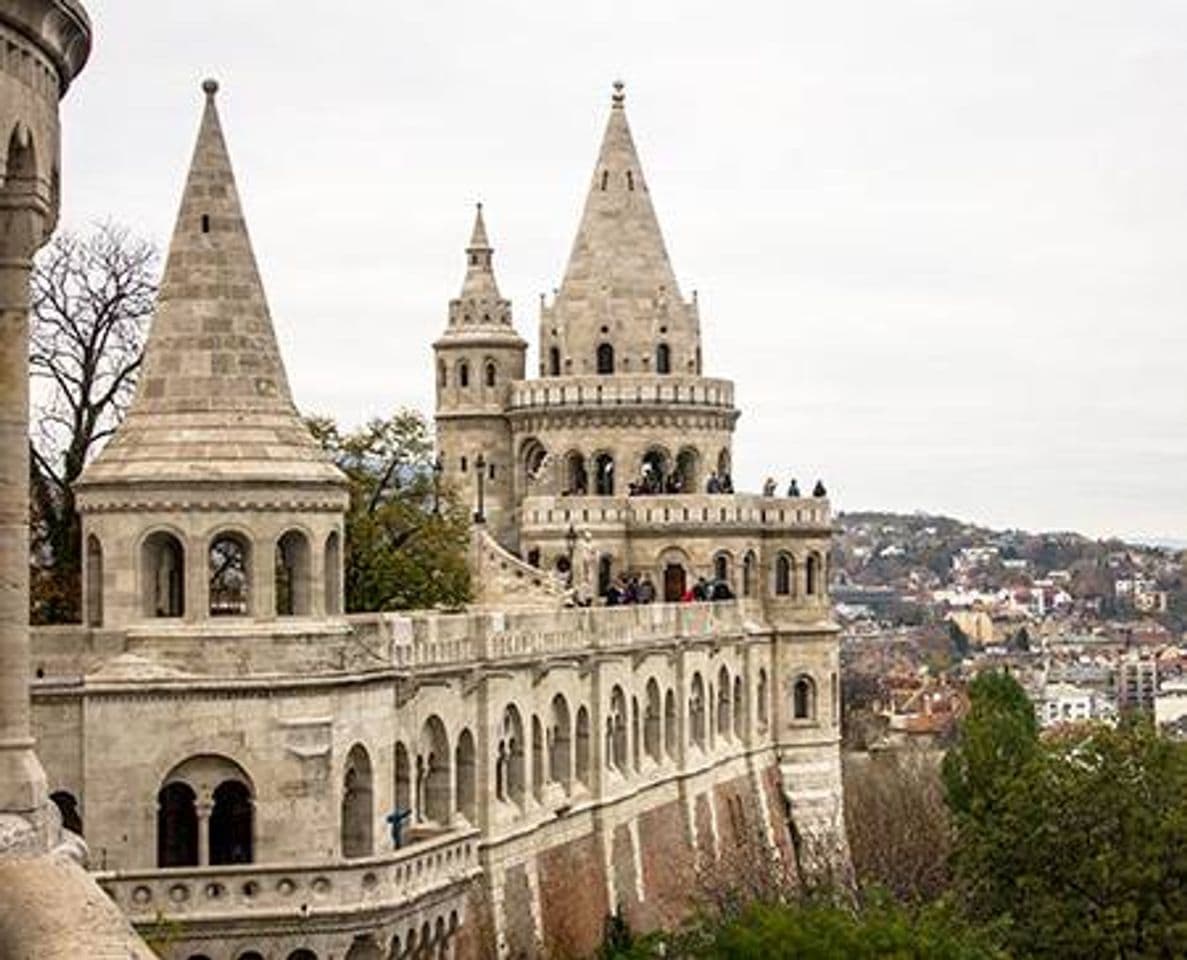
[557, 80, 682, 305]
[458, 203, 502, 303]
[79, 80, 341, 486]
[541, 82, 701, 376]
[443, 203, 517, 332]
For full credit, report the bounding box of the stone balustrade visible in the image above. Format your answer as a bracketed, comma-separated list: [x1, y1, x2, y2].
[520, 492, 831, 532]
[97, 829, 479, 924]
[348, 598, 769, 671]
[507, 373, 735, 412]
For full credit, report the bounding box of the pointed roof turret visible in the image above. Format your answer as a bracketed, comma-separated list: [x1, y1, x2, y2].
[78, 80, 343, 487]
[542, 82, 702, 376]
[556, 80, 683, 309]
[440, 203, 522, 338]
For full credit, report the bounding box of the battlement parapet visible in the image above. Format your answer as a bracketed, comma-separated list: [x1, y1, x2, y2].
[507, 373, 735, 413]
[520, 492, 831, 534]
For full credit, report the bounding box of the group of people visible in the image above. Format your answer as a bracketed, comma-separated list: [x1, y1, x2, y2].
[704, 470, 735, 493]
[761, 476, 828, 498]
[680, 577, 734, 603]
[605, 573, 658, 605]
[627, 462, 686, 496]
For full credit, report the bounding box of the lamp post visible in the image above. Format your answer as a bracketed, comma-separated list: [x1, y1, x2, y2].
[565, 523, 578, 589]
[431, 455, 443, 515]
[474, 452, 486, 524]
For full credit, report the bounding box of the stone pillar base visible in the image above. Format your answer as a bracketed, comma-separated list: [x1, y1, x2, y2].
[0, 739, 48, 815]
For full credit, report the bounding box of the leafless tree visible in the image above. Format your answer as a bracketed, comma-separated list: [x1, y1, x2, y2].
[28, 222, 158, 622]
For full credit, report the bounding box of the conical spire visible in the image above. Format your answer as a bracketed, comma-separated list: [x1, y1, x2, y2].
[458, 202, 501, 301]
[440, 203, 521, 337]
[79, 81, 343, 487]
[555, 80, 682, 308]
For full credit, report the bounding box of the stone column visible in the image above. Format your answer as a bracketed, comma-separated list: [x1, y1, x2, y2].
[0, 189, 49, 818]
[196, 800, 212, 866]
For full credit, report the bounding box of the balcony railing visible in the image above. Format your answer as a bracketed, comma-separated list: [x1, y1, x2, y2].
[508, 374, 735, 412]
[519, 493, 830, 532]
[97, 829, 479, 923]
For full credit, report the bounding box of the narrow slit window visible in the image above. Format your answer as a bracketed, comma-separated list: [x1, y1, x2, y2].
[601, 170, 609, 191]
[626, 170, 634, 191]
[200, 214, 211, 233]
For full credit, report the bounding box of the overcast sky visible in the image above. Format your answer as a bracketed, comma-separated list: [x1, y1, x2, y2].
[59, 1, 1187, 542]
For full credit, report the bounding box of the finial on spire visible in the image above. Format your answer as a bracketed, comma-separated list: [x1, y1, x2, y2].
[612, 79, 625, 108]
[202, 77, 219, 98]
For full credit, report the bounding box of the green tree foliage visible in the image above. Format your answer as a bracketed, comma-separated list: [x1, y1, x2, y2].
[941, 671, 1038, 820]
[308, 411, 470, 612]
[601, 896, 1003, 960]
[947, 673, 1187, 958]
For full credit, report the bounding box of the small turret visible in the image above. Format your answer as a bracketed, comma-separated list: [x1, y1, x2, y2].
[434, 205, 525, 547]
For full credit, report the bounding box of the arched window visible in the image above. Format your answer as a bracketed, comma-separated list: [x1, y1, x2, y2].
[394, 742, 411, 815]
[499, 705, 526, 806]
[325, 531, 342, 615]
[717, 666, 732, 738]
[607, 686, 628, 772]
[484, 361, 496, 388]
[743, 551, 756, 597]
[85, 535, 103, 627]
[807, 553, 821, 597]
[209, 780, 253, 864]
[275, 530, 311, 616]
[793, 675, 816, 721]
[548, 346, 561, 376]
[689, 673, 706, 748]
[209, 532, 251, 617]
[596, 342, 614, 375]
[575, 706, 591, 787]
[455, 728, 476, 823]
[641, 448, 669, 493]
[601, 170, 609, 191]
[532, 716, 545, 802]
[593, 452, 614, 495]
[775, 554, 792, 596]
[757, 669, 770, 729]
[458, 361, 469, 388]
[644, 679, 661, 762]
[655, 342, 671, 374]
[50, 790, 82, 836]
[664, 689, 676, 758]
[733, 675, 744, 739]
[418, 716, 451, 826]
[523, 439, 548, 487]
[565, 451, 587, 495]
[342, 744, 373, 858]
[438, 360, 447, 388]
[4, 125, 36, 195]
[632, 696, 641, 772]
[717, 447, 731, 478]
[598, 555, 613, 597]
[675, 447, 699, 494]
[549, 694, 572, 790]
[157, 781, 198, 867]
[287, 952, 318, 960]
[714, 553, 729, 584]
[141, 531, 185, 618]
[626, 170, 635, 191]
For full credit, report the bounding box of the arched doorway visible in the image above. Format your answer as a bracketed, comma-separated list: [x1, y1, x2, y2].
[593, 452, 614, 495]
[674, 447, 699, 493]
[596, 342, 614, 374]
[341, 744, 373, 858]
[655, 342, 671, 374]
[663, 563, 686, 602]
[565, 451, 587, 495]
[209, 780, 253, 864]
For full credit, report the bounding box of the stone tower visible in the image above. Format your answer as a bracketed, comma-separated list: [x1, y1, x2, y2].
[434, 204, 526, 546]
[0, 0, 90, 827]
[75, 81, 349, 629]
[539, 80, 703, 380]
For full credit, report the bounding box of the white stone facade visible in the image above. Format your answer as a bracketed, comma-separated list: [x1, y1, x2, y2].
[25, 80, 849, 959]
